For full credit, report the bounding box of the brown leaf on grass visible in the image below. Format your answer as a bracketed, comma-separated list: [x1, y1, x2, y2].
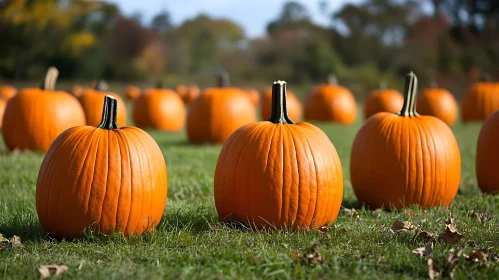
[38, 264, 68, 280]
[465, 249, 489, 267]
[414, 229, 436, 241]
[0, 233, 8, 243]
[339, 227, 348, 233]
[443, 247, 466, 279]
[9, 236, 22, 248]
[342, 208, 359, 218]
[372, 208, 385, 218]
[467, 210, 491, 223]
[405, 209, 416, 217]
[412, 243, 434, 257]
[290, 243, 324, 267]
[390, 220, 414, 233]
[438, 224, 464, 245]
[427, 258, 441, 280]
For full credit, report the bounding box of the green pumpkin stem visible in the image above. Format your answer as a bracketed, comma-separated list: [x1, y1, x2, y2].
[98, 95, 119, 130]
[217, 71, 230, 87]
[326, 74, 338, 85]
[95, 80, 109, 91]
[40, 67, 59, 91]
[398, 72, 419, 117]
[268, 80, 295, 124]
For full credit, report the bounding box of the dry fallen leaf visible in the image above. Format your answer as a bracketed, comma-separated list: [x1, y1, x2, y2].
[372, 208, 385, 218]
[443, 247, 466, 279]
[390, 220, 414, 233]
[405, 209, 416, 217]
[290, 243, 324, 267]
[342, 208, 359, 218]
[414, 229, 436, 241]
[438, 224, 464, 245]
[412, 243, 434, 257]
[9, 236, 22, 248]
[465, 249, 489, 267]
[467, 210, 491, 223]
[428, 258, 441, 280]
[0, 233, 8, 243]
[38, 264, 68, 280]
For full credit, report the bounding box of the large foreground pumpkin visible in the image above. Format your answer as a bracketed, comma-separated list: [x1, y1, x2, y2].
[2, 67, 86, 152]
[36, 95, 168, 238]
[304, 75, 357, 124]
[461, 77, 499, 122]
[350, 72, 461, 209]
[133, 86, 185, 132]
[215, 81, 343, 230]
[363, 82, 403, 119]
[187, 73, 256, 143]
[79, 80, 127, 127]
[416, 83, 457, 126]
[261, 86, 301, 120]
[476, 110, 499, 194]
[0, 85, 17, 100]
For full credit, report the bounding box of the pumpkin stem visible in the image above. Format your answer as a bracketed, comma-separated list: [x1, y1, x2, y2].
[379, 80, 387, 90]
[95, 80, 109, 91]
[268, 80, 295, 124]
[40, 67, 59, 91]
[98, 95, 119, 130]
[217, 71, 230, 87]
[326, 74, 338, 85]
[397, 72, 419, 117]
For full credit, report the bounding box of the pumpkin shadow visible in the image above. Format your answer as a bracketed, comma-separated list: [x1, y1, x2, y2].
[0, 219, 47, 242]
[157, 206, 219, 234]
[341, 198, 364, 210]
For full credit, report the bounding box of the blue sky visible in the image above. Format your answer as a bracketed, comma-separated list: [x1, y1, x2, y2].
[109, 0, 363, 37]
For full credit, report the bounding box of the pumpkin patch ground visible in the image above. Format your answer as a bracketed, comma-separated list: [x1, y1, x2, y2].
[0, 83, 498, 279]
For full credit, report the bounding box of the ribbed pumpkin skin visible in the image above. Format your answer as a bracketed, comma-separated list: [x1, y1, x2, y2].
[125, 86, 141, 101]
[351, 113, 461, 209]
[417, 88, 457, 126]
[133, 89, 186, 132]
[79, 90, 127, 126]
[187, 88, 256, 143]
[461, 82, 499, 122]
[304, 85, 357, 124]
[0, 99, 6, 128]
[261, 88, 301, 120]
[363, 89, 404, 119]
[2, 89, 86, 152]
[0, 85, 17, 100]
[36, 125, 168, 238]
[215, 122, 343, 230]
[476, 110, 499, 194]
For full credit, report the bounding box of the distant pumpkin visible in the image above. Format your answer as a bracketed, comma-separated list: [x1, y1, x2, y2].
[304, 75, 357, 124]
[2, 67, 86, 152]
[461, 76, 499, 122]
[69, 84, 84, 97]
[0, 85, 17, 100]
[261, 87, 301, 121]
[243, 88, 260, 106]
[176, 84, 200, 104]
[125, 85, 141, 101]
[363, 81, 403, 119]
[36, 95, 168, 238]
[476, 110, 499, 194]
[79, 80, 127, 127]
[416, 83, 457, 126]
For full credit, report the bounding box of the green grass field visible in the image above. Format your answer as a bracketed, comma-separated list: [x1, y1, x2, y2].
[1, 98, 499, 279]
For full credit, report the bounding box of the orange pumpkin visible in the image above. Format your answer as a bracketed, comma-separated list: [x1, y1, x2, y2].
[476, 110, 499, 194]
[2, 67, 86, 152]
[125, 85, 141, 101]
[350, 72, 461, 209]
[215, 81, 343, 230]
[261, 87, 301, 120]
[243, 88, 260, 106]
[304, 75, 357, 124]
[0, 85, 17, 100]
[69, 84, 84, 97]
[133, 86, 185, 132]
[0, 99, 6, 128]
[363, 82, 404, 119]
[461, 77, 499, 122]
[416, 85, 457, 126]
[79, 80, 127, 127]
[187, 73, 256, 143]
[176, 84, 201, 104]
[36, 95, 168, 238]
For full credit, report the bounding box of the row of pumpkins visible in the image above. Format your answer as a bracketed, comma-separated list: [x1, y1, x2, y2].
[1, 67, 499, 239]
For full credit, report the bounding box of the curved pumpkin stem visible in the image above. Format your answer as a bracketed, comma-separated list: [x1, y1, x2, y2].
[268, 80, 295, 124]
[40, 67, 59, 91]
[98, 95, 119, 130]
[398, 72, 419, 117]
[217, 71, 230, 87]
[326, 74, 338, 85]
[95, 80, 109, 91]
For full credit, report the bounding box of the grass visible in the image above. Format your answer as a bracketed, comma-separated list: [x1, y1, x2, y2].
[1, 97, 499, 279]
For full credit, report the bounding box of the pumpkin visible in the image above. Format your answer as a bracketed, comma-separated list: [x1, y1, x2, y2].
[69, 84, 84, 97]
[461, 76, 499, 122]
[79, 80, 127, 127]
[350, 72, 461, 209]
[476, 110, 499, 194]
[416, 82, 457, 126]
[2, 67, 86, 152]
[0, 99, 6, 128]
[304, 75, 357, 124]
[125, 85, 141, 101]
[36, 95, 167, 238]
[0, 85, 17, 100]
[261, 86, 301, 120]
[133, 85, 185, 132]
[363, 81, 404, 119]
[176, 84, 200, 104]
[243, 88, 260, 106]
[215, 81, 343, 230]
[187, 72, 256, 143]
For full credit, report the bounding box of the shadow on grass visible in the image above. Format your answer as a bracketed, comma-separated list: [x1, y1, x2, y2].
[157, 205, 220, 234]
[341, 198, 363, 210]
[0, 219, 47, 242]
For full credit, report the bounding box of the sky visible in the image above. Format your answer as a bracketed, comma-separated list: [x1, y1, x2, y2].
[109, 0, 364, 38]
